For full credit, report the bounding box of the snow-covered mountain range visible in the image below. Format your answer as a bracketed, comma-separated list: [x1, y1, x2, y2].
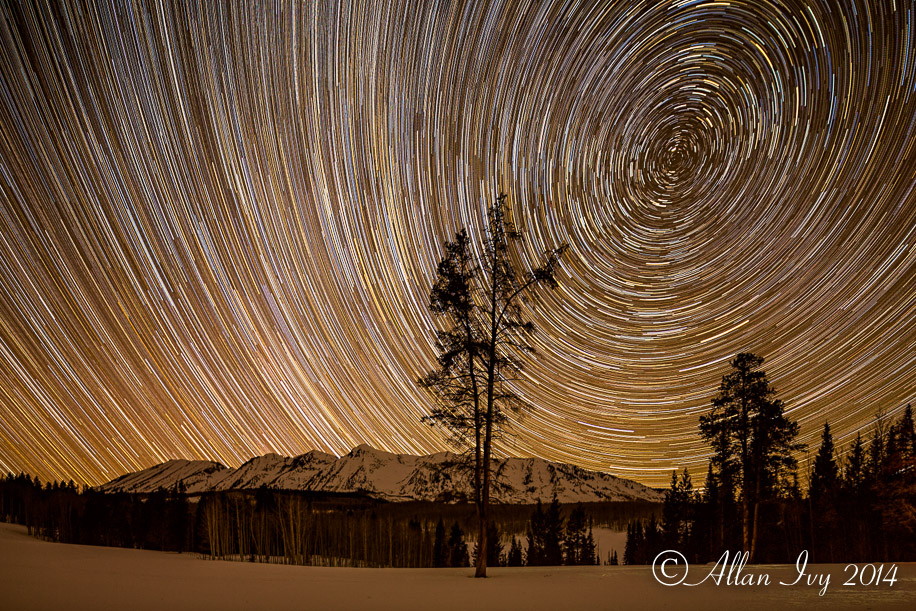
[98, 445, 662, 503]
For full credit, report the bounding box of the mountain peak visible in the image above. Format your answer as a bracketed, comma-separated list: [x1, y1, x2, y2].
[347, 443, 385, 457]
[295, 450, 336, 462]
[99, 448, 663, 503]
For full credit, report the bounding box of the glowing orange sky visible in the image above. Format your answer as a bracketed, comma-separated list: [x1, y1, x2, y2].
[1, 1, 914, 487]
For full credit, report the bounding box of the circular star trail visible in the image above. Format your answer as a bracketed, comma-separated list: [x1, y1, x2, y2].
[1, 1, 915, 487]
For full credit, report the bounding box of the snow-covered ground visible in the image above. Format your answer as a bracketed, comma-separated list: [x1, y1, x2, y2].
[1, 523, 914, 610]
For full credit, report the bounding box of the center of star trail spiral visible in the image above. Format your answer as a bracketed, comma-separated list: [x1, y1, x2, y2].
[0, 0, 914, 487]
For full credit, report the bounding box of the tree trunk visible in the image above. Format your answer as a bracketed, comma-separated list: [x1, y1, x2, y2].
[467, 319, 482, 512]
[476, 465, 489, 577]
[476, 301, 499, 578]
[740, 394, 750, 554]
[719, 499, 725, 551]
[476, 405, 493, 577]
[749, 461, 762, 562]
[808, 495, 815, 562]
[742, 496, 750, 552]
[476, 371, 495, 577]
[749, 500, 759, 562]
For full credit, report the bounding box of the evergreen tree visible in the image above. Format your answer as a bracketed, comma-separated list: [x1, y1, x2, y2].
[623, 520, 644, 565]
[868, 414, 887, 479]
[808, 422, 840, 561]
[526, 500, 547, 566]
[447, 522, 469, 567]
[897, 404, 915, 458]
[506, 537, 523, 566]
[880, 407, 916, 558]
[698, 353, 802, 561]
[662, 470, 680, 546]
[564, 504, 589, 565]
[644, 515, 662, 563]
[843, 433, 866, 492]
[432, 518, 448, 567]
[585, 521, 597, 565]
[525, 498, 565, 566]
[884, 426, 900, 479]
[810, 422, 839, 502]
[559, 507, 596, 566]
[694, 463, 719, 561]
[542, 497, 564, 565]
[662, 468, 694, 551]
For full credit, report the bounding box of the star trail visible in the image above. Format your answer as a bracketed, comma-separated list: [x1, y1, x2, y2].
[1, 0, 915, 488]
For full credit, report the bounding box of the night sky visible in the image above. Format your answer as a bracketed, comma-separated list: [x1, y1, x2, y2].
[1, 0, 915, 488]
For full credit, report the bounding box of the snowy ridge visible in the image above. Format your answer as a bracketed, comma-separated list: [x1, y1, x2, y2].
[99, 459, 229, 494]
[98, 445, 662, 503]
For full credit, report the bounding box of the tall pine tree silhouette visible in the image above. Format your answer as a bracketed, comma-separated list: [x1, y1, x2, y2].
[419, 193, 566, 577]
[699, 353, 802, 561]
[809, 422, 840, 561]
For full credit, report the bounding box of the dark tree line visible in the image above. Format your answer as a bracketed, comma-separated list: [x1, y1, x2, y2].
[432, 519, 471, 567]
[805, 406, 916, 562]
[1, 477, 624, 568]
[0, 483, 441, 567]
[524, 499, 598, 566]
[0, 476, 192, 552]
[623, 353, 916, 565]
